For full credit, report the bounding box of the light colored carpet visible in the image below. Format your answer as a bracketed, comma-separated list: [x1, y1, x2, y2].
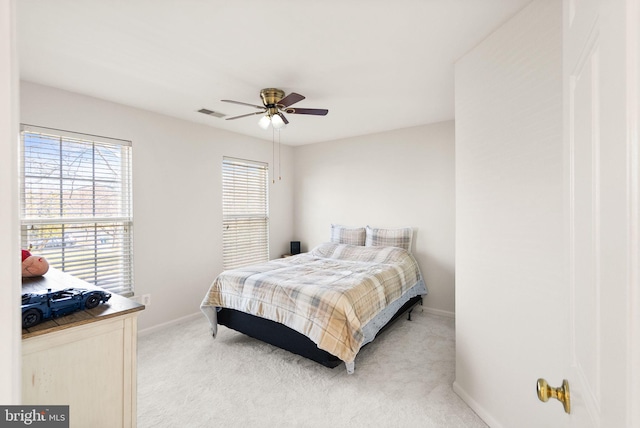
[137, 308, 487, 428]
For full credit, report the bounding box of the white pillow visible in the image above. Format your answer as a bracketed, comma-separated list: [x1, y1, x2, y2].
[365, 226, 413, 251]
[330, 224, 366, 246]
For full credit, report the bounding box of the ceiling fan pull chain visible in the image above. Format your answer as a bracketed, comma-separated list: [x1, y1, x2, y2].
[279, 131, 282, 181]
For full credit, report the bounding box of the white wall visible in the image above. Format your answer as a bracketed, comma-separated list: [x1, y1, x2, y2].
[454, 1, 562, 426]
[20, 82, 295, 331]
[0, 0, 22, 404]
[292, 121, 456, 316]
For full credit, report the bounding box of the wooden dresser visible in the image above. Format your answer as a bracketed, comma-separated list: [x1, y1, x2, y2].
[22, 268, 145, 428]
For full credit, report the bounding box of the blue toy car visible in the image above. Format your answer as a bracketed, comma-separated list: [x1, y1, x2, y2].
[22, 288, 112, 328]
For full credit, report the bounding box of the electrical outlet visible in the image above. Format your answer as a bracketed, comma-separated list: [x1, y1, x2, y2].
[130, 294, 151, 307]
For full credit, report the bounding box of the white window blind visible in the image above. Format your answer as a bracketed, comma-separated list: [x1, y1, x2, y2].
[20, 125, 134, 296]
[222, 157, 269, 269]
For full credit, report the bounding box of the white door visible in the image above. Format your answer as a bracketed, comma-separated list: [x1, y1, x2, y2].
[558, 0, 639, 426]
[454, 1, 637, 425]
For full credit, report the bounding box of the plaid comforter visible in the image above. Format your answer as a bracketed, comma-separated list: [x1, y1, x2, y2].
[200, 243, 423, 363]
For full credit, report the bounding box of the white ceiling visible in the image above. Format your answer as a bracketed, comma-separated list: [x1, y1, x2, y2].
[17, 0, 530, 146]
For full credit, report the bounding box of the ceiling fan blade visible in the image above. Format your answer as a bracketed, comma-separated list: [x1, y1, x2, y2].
[277, 112, 289, 125]
[221, 99, 265, 110]
[226, 111, 266, 120]
[277, 92, 305, 108]
[283, 107, 328, 116]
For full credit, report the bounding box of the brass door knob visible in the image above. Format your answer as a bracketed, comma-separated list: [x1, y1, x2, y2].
[537, 378, 571, 414]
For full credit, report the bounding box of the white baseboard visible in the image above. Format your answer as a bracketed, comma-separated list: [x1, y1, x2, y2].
[453, 381, 501, 428]
[423, 306, 455, 318]
[138, 311, 203, 337]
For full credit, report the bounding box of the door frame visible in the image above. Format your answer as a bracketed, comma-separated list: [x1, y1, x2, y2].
[627, 1, 640, 425]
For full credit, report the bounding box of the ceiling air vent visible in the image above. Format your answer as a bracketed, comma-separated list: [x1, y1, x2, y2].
[197, 108, 226, 118]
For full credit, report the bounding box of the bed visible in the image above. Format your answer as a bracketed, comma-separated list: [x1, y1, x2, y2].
[200, 225, 427, 374]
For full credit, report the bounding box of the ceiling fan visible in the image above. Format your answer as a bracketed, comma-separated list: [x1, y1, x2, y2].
[221, 88, 328, 130]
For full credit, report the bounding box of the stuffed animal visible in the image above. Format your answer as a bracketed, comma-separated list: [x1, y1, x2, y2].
[21, 249, 49, 277]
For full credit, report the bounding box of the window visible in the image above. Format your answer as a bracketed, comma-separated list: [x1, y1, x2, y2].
[222, 157, 269, 269]
[20, 125, 134, 295]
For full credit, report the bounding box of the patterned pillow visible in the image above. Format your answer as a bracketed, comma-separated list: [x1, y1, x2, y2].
[365, 226, 413, 251]
[330, 224, 366, 246]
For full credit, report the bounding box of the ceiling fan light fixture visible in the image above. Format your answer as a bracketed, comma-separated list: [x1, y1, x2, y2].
[222, 88, 328, 127]
[258, 115, 271, 130]
[271, 114, 286, 129]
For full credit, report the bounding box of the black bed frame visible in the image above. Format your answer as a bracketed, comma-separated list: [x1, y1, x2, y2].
[216, 295, 423, 369]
